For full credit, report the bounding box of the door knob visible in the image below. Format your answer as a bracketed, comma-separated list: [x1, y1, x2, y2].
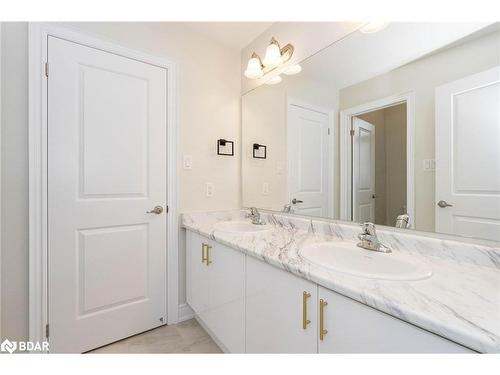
[292, 198, 303, 204]
[147, 205, 164, 214]
[437, 200, 453, 208]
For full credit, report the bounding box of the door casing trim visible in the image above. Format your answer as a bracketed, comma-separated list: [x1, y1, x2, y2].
[28, 22, 179, 347]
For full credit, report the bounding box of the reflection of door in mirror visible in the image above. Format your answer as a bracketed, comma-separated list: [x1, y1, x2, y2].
[352, 103, 408, 226]
[435, 66, 500, 241]
[287, 100, 333, 218]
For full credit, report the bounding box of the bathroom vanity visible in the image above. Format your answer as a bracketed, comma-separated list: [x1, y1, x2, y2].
[183, 210, 500, 353]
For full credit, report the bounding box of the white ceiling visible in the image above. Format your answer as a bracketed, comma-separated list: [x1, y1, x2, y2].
[183, 22, 274, 49]
[300, 22, 497, 90]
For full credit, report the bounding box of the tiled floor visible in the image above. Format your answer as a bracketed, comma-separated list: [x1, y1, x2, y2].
[89, 319, 222, 354]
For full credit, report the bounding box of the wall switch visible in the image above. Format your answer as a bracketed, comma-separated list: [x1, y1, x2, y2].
[262, 182, 270, 195]
[183, 155, 193, 170]
[206, 182, 215, 197]
[423, 159, 436, 171]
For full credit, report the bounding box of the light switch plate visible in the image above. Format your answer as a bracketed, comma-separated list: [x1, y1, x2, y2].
[423, 159, 436, 171]
[206, 182, 215, 197]
[183, 155, 193, 170]
[262, 182, 269, 195]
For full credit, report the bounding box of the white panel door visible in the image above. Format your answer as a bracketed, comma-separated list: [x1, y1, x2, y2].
[246, 256, 317, 353]
[435, 66, 500, 241]
[352, 118, 376, 223]
[287, 103, 331, 217]
[48, 36, 168, 353]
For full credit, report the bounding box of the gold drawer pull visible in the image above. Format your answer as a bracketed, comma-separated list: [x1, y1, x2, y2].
[201, 243, 208, 264]
[319, 299, 328, 340]
[302, 291, 311, 329]
[206, 244, 212, 265]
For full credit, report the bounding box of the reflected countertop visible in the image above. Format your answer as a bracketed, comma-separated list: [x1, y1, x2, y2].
[182, 210, 500, 353]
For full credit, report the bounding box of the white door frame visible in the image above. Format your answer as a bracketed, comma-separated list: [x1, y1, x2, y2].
[286, 97, 336, 217]
[339, 92, 415, 224]
[28, 23, 178, 345]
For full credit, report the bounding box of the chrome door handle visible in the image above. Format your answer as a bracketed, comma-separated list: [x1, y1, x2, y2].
[292, 198, 303, 204]
[147, 205, 164, 214]
[437, 200, 453, 208]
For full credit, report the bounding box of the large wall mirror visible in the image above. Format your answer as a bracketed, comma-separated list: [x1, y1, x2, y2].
[242, 22, 500, 242]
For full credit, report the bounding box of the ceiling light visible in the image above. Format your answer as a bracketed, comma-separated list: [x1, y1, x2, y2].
[283, 64, 302, 75]
[265, 75, 282, 85]
[243, 37, 294, 80]
[359, 22, 389, 34]
[244, 53, 264, 79]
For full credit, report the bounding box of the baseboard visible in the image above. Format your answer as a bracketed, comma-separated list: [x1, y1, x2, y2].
[177, 303, 195, 322]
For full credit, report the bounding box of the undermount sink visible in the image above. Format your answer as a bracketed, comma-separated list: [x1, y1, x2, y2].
[301, 242, 432, 281]
[214, 221, 271, 234]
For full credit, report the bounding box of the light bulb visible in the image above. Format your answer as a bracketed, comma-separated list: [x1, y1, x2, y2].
[359, 22, 389, 34]
[244, 55, 263, 79]
[263, 40, 282, 68]
[265, 75, 282, 85]
[283, 64, 302, 75]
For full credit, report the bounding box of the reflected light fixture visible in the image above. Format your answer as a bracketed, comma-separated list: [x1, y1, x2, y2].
[283, 64, 302, 75]
[244, 37, 295, 80]
[265, 75, 282, 85]
[359, 22, 389, 34]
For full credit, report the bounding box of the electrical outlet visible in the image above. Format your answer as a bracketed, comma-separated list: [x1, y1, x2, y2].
[206, 182, 215, 197]
[262, 182, 269, 195]
[423, 159, 436, 171]
[183, 155, 193, 170]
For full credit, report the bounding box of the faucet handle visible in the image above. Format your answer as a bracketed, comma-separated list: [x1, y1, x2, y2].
[360, 222, 376, 236]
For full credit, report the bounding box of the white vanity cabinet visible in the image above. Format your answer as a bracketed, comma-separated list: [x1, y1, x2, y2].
[186, 231, 245, 352]
[317, 287, 472, 353]
[246, 256, 318, 353]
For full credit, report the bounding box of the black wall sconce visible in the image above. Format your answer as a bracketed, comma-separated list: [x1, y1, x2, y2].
[217, 139, 234, 156]
[253, 143, 267, 159]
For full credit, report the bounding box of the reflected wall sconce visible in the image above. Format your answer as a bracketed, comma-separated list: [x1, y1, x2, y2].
[217, 139, 234, 156]
[244, 37, 295, 80]
[253, 143, 267, 159]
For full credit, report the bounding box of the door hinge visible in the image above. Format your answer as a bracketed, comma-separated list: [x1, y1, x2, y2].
[45, 62, 49, 78]
[350, 129, 355, 136]
[45, 323, 50, 338]
[327, 128, 330, 135]
[166, 205, 169, 214]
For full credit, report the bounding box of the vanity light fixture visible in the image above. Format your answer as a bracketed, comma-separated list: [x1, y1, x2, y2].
[359, 22, 389, 34]
[244, 37, 295, 80]
[283, 64, 302, 75]
[265, 75, 282, 85]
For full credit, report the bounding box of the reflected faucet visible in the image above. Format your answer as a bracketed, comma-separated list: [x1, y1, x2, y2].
[357, 222, 391, 253]
[246, 207, 265, 225]
[282, 204, 293, 213]
[395, 214, 411, 229]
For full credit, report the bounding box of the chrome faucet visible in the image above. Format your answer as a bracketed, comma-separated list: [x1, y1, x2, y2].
[357, 222, 391, 253]
[395, 214, 411, 229]
[246, 207, 265, 225]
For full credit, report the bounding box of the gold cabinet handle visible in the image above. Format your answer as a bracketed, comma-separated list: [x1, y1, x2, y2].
[206, 244, 212, 265]
[302, 291, 311, 329]
[201, 243, 208, 264]
[319, 299, 328, 340]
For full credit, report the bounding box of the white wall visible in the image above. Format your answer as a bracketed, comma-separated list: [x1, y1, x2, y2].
[0, 22, 241, 341]
[339, 29, 500, 232]
[241, 22, 362, 94]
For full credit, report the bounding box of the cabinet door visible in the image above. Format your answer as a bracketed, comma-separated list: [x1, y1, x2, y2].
[186, 231, 210, 316]
[204, 242, 245, 353]
[246, 256, 317, 353]
[318, 287, 473, 353]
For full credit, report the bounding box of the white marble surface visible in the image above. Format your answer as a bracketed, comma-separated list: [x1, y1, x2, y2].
[182, 210, 500, 353]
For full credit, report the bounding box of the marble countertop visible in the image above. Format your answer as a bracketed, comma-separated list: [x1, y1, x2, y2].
[182, 210, 500, 353]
